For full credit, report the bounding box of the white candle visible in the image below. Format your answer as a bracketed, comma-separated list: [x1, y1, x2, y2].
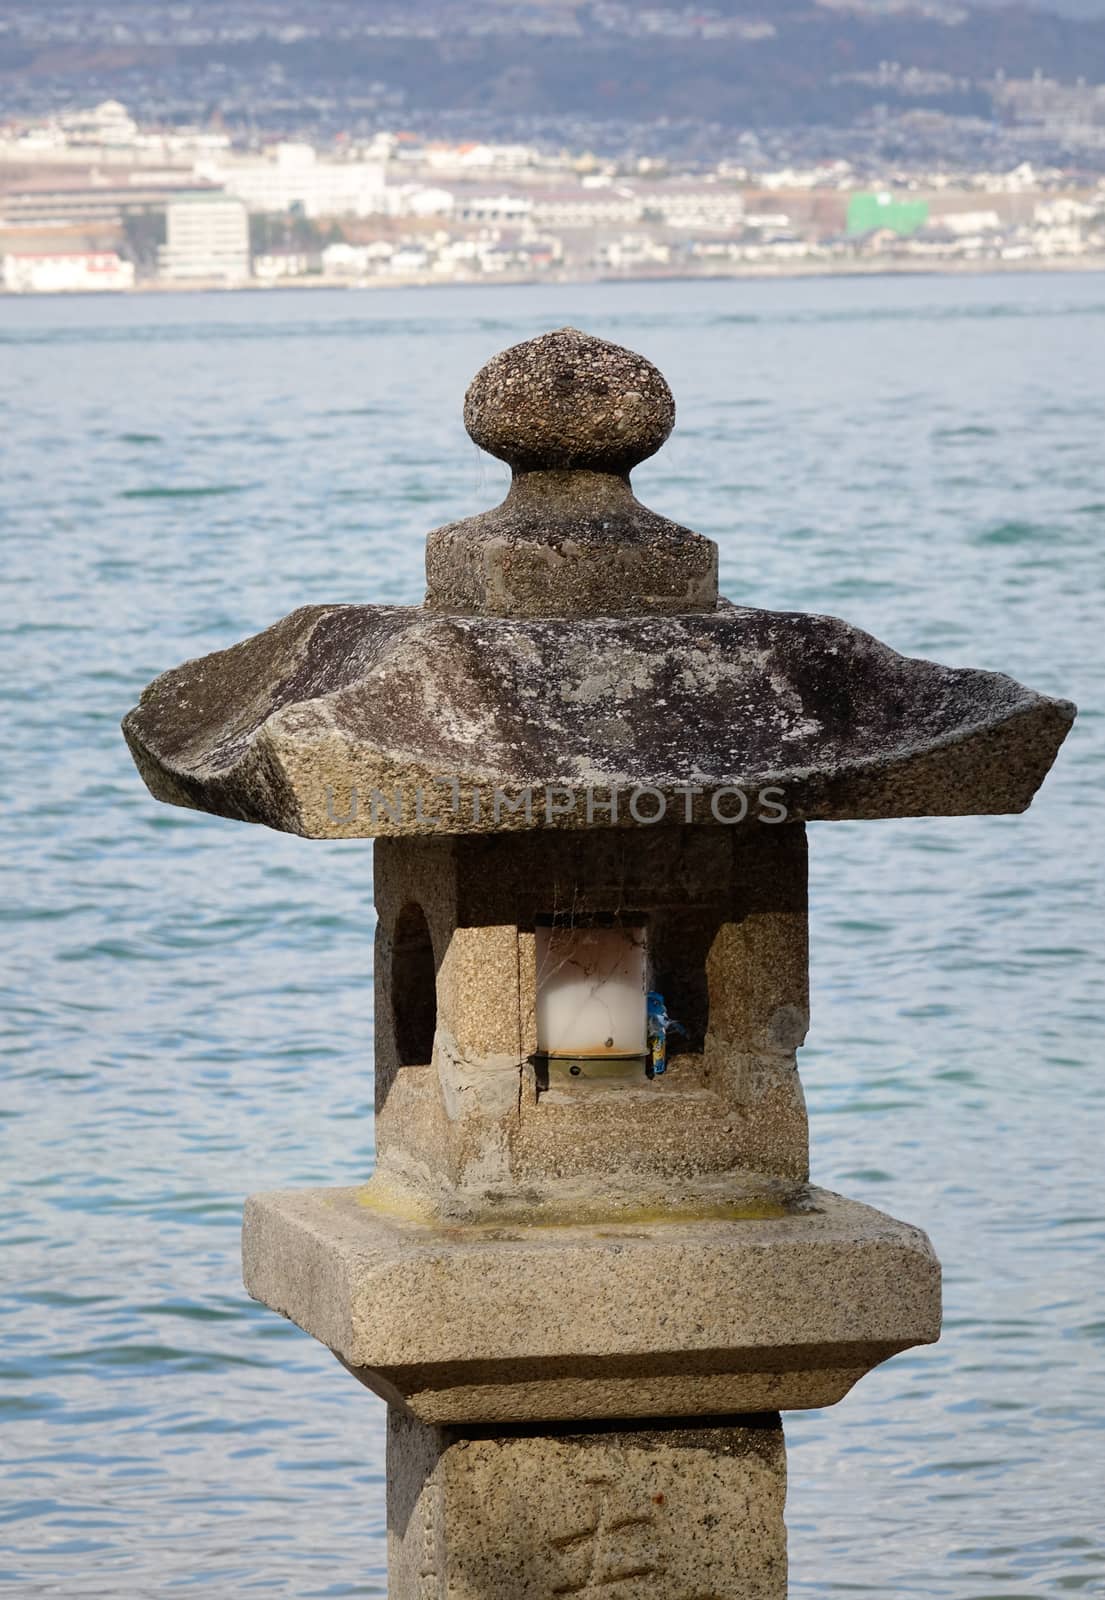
[535, 922, 648, 1059]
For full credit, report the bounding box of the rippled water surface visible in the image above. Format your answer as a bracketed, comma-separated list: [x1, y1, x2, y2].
[2, 276, 1103, 1598]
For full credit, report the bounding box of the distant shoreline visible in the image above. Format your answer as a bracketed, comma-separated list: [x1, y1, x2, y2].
[3, 254, 1105, 299]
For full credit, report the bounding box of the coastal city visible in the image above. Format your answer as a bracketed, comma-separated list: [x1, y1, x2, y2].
[2, 95, 1104, 292]
[3, 0, 1105, 291]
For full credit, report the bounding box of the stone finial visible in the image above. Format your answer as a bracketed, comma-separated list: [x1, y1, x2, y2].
[426, 327, 718, 619]
[463, 325, 675, 475]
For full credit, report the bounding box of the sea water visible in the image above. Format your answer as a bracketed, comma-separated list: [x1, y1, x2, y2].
[1, 274, 1103, 1597]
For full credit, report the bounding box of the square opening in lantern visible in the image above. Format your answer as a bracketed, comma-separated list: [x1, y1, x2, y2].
[534, 915, 648, 1081]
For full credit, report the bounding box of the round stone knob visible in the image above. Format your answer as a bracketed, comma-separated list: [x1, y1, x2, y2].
[463, 326, 675, 475]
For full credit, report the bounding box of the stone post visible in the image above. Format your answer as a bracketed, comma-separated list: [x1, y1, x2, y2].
[123, 328, 1074, 1596]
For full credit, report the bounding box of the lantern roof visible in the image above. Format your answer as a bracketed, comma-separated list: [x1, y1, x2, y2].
[123, 329, 1074, 838]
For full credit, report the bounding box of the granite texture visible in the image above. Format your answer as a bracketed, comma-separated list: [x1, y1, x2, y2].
[122, 600, 1074, 838]
[241, 1185, 941, 1425]
[127, 326, 1070, 1595]
[388, 1410, 787, 1600]
[431, 328, 719, 617]
[371, 826, 810, 1224]
[463, 326, 676, 475]
[123, 326, 1074, 834]
[423, 469, 720, 619]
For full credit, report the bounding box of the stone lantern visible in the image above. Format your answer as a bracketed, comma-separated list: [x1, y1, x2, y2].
[123, 329, 1074, 1598]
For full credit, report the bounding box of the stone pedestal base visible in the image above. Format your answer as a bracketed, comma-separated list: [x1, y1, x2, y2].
[244, 1186, 941, 1424]
[387, 1410, 787, 1600]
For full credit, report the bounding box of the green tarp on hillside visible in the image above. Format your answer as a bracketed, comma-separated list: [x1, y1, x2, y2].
[846, 192, 930, 237]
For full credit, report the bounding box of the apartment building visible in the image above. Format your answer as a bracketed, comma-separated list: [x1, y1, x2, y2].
[199, 144, 386, 219]
[158, 194, 250, 282]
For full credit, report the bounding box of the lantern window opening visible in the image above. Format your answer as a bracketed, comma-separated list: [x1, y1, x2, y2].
[391, 901, 436, 1069]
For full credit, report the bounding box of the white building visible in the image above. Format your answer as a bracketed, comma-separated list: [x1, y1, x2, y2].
[58, 100, 139, 147]
[2, 251, 135, 293]
[389, 245, 431, 275]
[253, 250, 319, 280]
[0, 101, 231, 169]
[453, 191, 535, 225]
[199, 144, 386, 219]
[938, 210, 1002, 236]
[597, 233, 672, 270]
[1034, 197, 1097, 227]
[158, 195, 250, 283]
[646, 186, 746, 231]
[321, 241, 394, 275]
[422, 141, 541, 176]
[381, 185, 456, 219]
[531, 188, 642, 229]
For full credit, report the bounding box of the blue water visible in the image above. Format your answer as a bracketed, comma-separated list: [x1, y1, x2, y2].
[1, 275, 1103, 1598]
